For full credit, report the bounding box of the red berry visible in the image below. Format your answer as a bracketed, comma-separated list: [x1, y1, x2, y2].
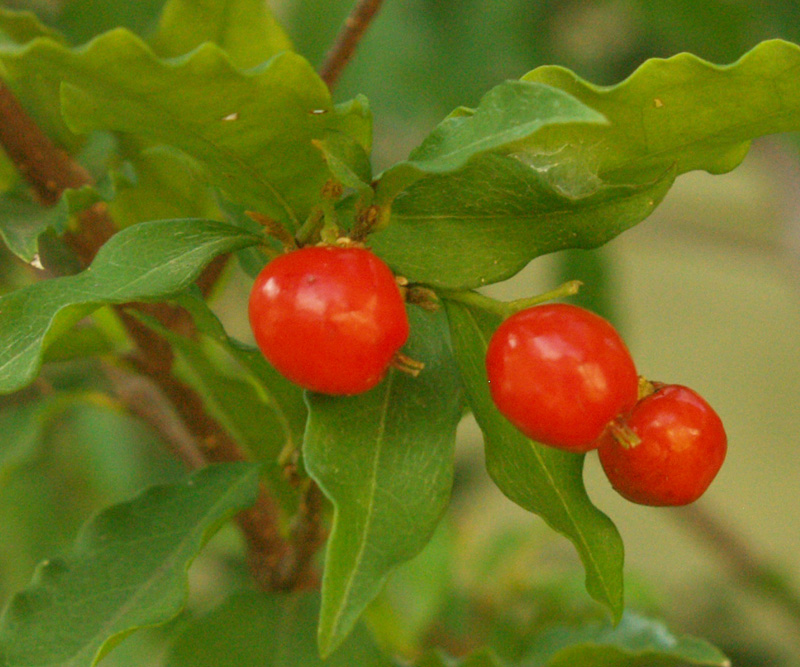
[598, 384, 727, 506]
[248, 245, 409, 395]
[485, 303, 638, 452]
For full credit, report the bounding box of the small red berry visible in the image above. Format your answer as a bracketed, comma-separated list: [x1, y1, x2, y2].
[248, 245, 409, 395]
[598, 384, 727, 506]
[485, 303, 639, 452]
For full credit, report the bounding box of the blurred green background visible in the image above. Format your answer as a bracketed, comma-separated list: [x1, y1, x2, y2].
[2, 0, 800, 664]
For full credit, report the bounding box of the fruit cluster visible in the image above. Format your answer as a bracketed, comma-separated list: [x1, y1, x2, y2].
[249, 246, 726, 507]
[486, 303, 727, 506]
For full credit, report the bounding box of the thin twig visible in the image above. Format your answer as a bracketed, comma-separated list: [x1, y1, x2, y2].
[675, 503, 800, 632]
[319, 0, 386, 90]
[275, 482, 328, 590]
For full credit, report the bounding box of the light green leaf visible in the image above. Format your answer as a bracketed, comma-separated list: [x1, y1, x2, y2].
[521, 612, 730, 667]
[304, 307, 463, 657]
[0, 29, 369, 229]
[165, 590, 392, 667]
[0, 9, 65, 47]
[0, 218, 262, 395]
[0, 462, 262, 667]
[444, 300, 623, 621]
[522, 39, 800, 183]
[370, 154, 674, 290]
[375, 80, 607, 203]
[151, 0, 293, 69]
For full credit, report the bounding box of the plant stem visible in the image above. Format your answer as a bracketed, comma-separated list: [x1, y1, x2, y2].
[441, 280, 583, 319]
[319, 0, 386, 91]
[675, 503, 800, 636]
[0, 79, 297, 592]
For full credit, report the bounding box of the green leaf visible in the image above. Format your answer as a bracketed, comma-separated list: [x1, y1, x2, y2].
[128, 301, 302, 511]
[0, 462, 262, 667]
[0, 29, 369, 229]
[375, 80, 606, 203]
[165, 590, 392, 667]
[443, 300, 624, 621]
[151, 0, 293, 69]
[521, 612, 730, 667]
[522, 39, 800, 184]
[370, 154, 674, 290]
[304, 307, 463, 657]
[0, 9, 65, 47]
[54, 0, 166, 44]
[0, 218, 262, 395]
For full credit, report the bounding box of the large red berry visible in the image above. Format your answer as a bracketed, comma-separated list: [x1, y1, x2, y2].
[485, 303, 638, 452]
[248, 245, 409, 395]
[598, 384, 727, 506]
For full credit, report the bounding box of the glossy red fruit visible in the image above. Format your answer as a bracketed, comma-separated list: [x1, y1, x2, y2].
[248, 245, 409, 395]
[485, 303, 639, 452]
[598, 384, 727, 506]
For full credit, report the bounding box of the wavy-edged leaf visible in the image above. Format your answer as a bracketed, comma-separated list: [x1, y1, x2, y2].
[0, 29, 369, 228]
[165, 590, 392, 667]
[370, 154, 674, 290]
[0, 462, 262, 667]
[375, 80, 606, 203]
[0, 9, 65, 47]
[418, 649, 506, 667]
[522, 39, 800, 183]
[0, 218, 262, 395]
[521, 612, 730, 667]
[151, 0, 293, 69]
[304, 307, 463, 657]
[444, 300, 623, 621]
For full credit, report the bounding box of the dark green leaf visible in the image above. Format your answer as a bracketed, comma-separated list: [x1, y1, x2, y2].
[0, 30, 369, 229]
[54, 0, 166, 44]
[150, 0, 293, 69]
[444, 300, 624, 621]
[521, 612, 730, 667]
[0, 218, 262, 395]
[129, 301, 302, 511]
[375, 80, 606, 203]
[0, 462, 262, 667]
[165, 590, 392, 667]
[304, 307, 463, 657]
[370, 154, 674, 290]
[522, 39, 800, 184]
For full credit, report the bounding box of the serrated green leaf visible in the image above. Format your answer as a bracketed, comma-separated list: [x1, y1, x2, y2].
[522, 39, 800, 183]
[370, 154, 674, 290]
[165, 590, 392, 667]
[0, 218, 262, 395]
[0, 30, 369, 229]
[376, 80, 606, 203]
[304, 307, 463, 657]
[443, 300, 623, 621]
[521, 612, 730, 667]
[151, 0, 293, 69]
[0, 462, 262, 667]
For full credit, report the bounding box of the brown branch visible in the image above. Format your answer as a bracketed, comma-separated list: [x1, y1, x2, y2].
[319, 0, 386, 90]
[0, 78, 295, 590]
[675, 503, 800, 632]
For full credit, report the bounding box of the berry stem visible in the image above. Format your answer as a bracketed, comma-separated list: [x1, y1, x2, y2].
[442, 280, 582, 319]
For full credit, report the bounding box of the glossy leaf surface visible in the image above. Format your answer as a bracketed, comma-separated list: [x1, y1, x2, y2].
[304, 308, 463, 656]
